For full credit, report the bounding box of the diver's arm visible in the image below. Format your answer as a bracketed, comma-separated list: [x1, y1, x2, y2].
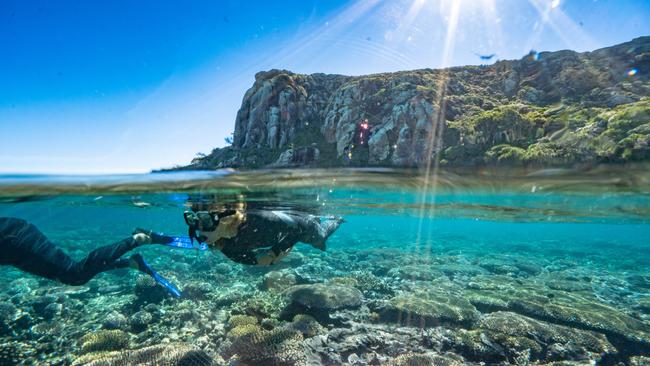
[220, 243, 293, 266]
[132, 228, 175, 244]
[220, 246, 259, 265]
[251, 240, 295, 266]
[253, 246, 294, 266]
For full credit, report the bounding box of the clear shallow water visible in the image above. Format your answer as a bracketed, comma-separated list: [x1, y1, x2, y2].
[0, 168, 649, 365]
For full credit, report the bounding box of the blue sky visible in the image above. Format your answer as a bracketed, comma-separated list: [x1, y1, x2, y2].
[1, 0, 648, 174]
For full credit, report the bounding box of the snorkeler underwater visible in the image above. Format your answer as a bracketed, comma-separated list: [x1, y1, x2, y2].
[1, 0, 650, 365]
[0, 207, 343, 299]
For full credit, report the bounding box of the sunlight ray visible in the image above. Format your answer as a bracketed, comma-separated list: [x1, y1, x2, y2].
[525, 0, 597, 52]
[415, 0, 463, 257]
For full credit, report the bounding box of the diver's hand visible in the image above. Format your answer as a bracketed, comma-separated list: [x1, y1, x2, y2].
[132, 228, 174, 244]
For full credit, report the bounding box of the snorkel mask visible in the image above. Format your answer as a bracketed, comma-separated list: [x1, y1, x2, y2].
[183, 211, 219, 244]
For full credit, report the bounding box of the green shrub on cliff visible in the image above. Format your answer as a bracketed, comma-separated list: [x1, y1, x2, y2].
[603, 98, 650, 141]
[484, 145, 526, 165]
[468, 105, 542, 149]
[618, 133, 650, 160]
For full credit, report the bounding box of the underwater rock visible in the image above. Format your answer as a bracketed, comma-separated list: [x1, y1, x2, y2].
[387, 264, 444, 281]
[130, 310, 153, 333]
[134, 275, 169, 305]
[281, 283, 363, 322]
[42, 302, 63, 320]
[346, 352, 366, 365]
[376, 292, 479, 328]
[72, 343, 213, 366]
[545, 279, 592, 292]
[288, 314, 325, 338]
[0, 301, 16, 323]
[636, 297, 650, 314]
[464, 277, 650, 350]
[29, 294, 58, 317]
[628, 274, 650, 290]
[79, 329, 130, 354]
[12, 313, 33, 330]
[263, 270, 297, 292]
[462, 311, 613, 363]
[477, 258, 520, 275]
[181, 282, 213, 300]
[293, 262, 337, 284]
[512, 261, 543, 276]
[102, 311, 128, 330]
[436, 263, 488, 279]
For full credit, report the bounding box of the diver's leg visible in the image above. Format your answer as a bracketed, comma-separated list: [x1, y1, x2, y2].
[0, 217, 85, 284]
[65, 235, 148, 285]
[65, 238, 182, 297]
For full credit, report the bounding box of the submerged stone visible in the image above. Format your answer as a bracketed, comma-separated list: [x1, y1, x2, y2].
[285, 283, 362, 310]
[376, 292, 479, 328]
[134, 275, 169, 305]
[263, 270, 297, 292]
[464, 277, 650, 349]
[281, 283, 363, 322]
[129, 311, 153, 333]
[442, 312, 615, 364]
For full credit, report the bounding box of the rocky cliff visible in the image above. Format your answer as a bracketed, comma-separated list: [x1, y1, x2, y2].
[185, 36, 650, 170]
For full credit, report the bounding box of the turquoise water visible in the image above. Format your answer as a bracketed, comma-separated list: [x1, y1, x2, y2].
[1, 168, 649, 365]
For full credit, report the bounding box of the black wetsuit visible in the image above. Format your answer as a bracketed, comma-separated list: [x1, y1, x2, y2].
[0, 217, 138, 285]
[216, 210, 339, 265]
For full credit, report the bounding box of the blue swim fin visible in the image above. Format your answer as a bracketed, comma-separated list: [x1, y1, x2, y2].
[130, 254, 182, 298]
[165, 236, 208, 251]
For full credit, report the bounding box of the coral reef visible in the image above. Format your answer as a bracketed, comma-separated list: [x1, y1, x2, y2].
[222, 326, 306, 366]
[72, 343, 213, 366]
[389, 352, 462, 366]
[79, 330, 130, 354]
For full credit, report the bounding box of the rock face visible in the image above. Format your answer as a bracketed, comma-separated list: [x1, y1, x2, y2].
[182, 36, 650, 169]
[235, 70, 349, 150]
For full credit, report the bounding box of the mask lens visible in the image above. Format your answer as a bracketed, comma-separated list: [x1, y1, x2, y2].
[196, 211, 217, 231]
